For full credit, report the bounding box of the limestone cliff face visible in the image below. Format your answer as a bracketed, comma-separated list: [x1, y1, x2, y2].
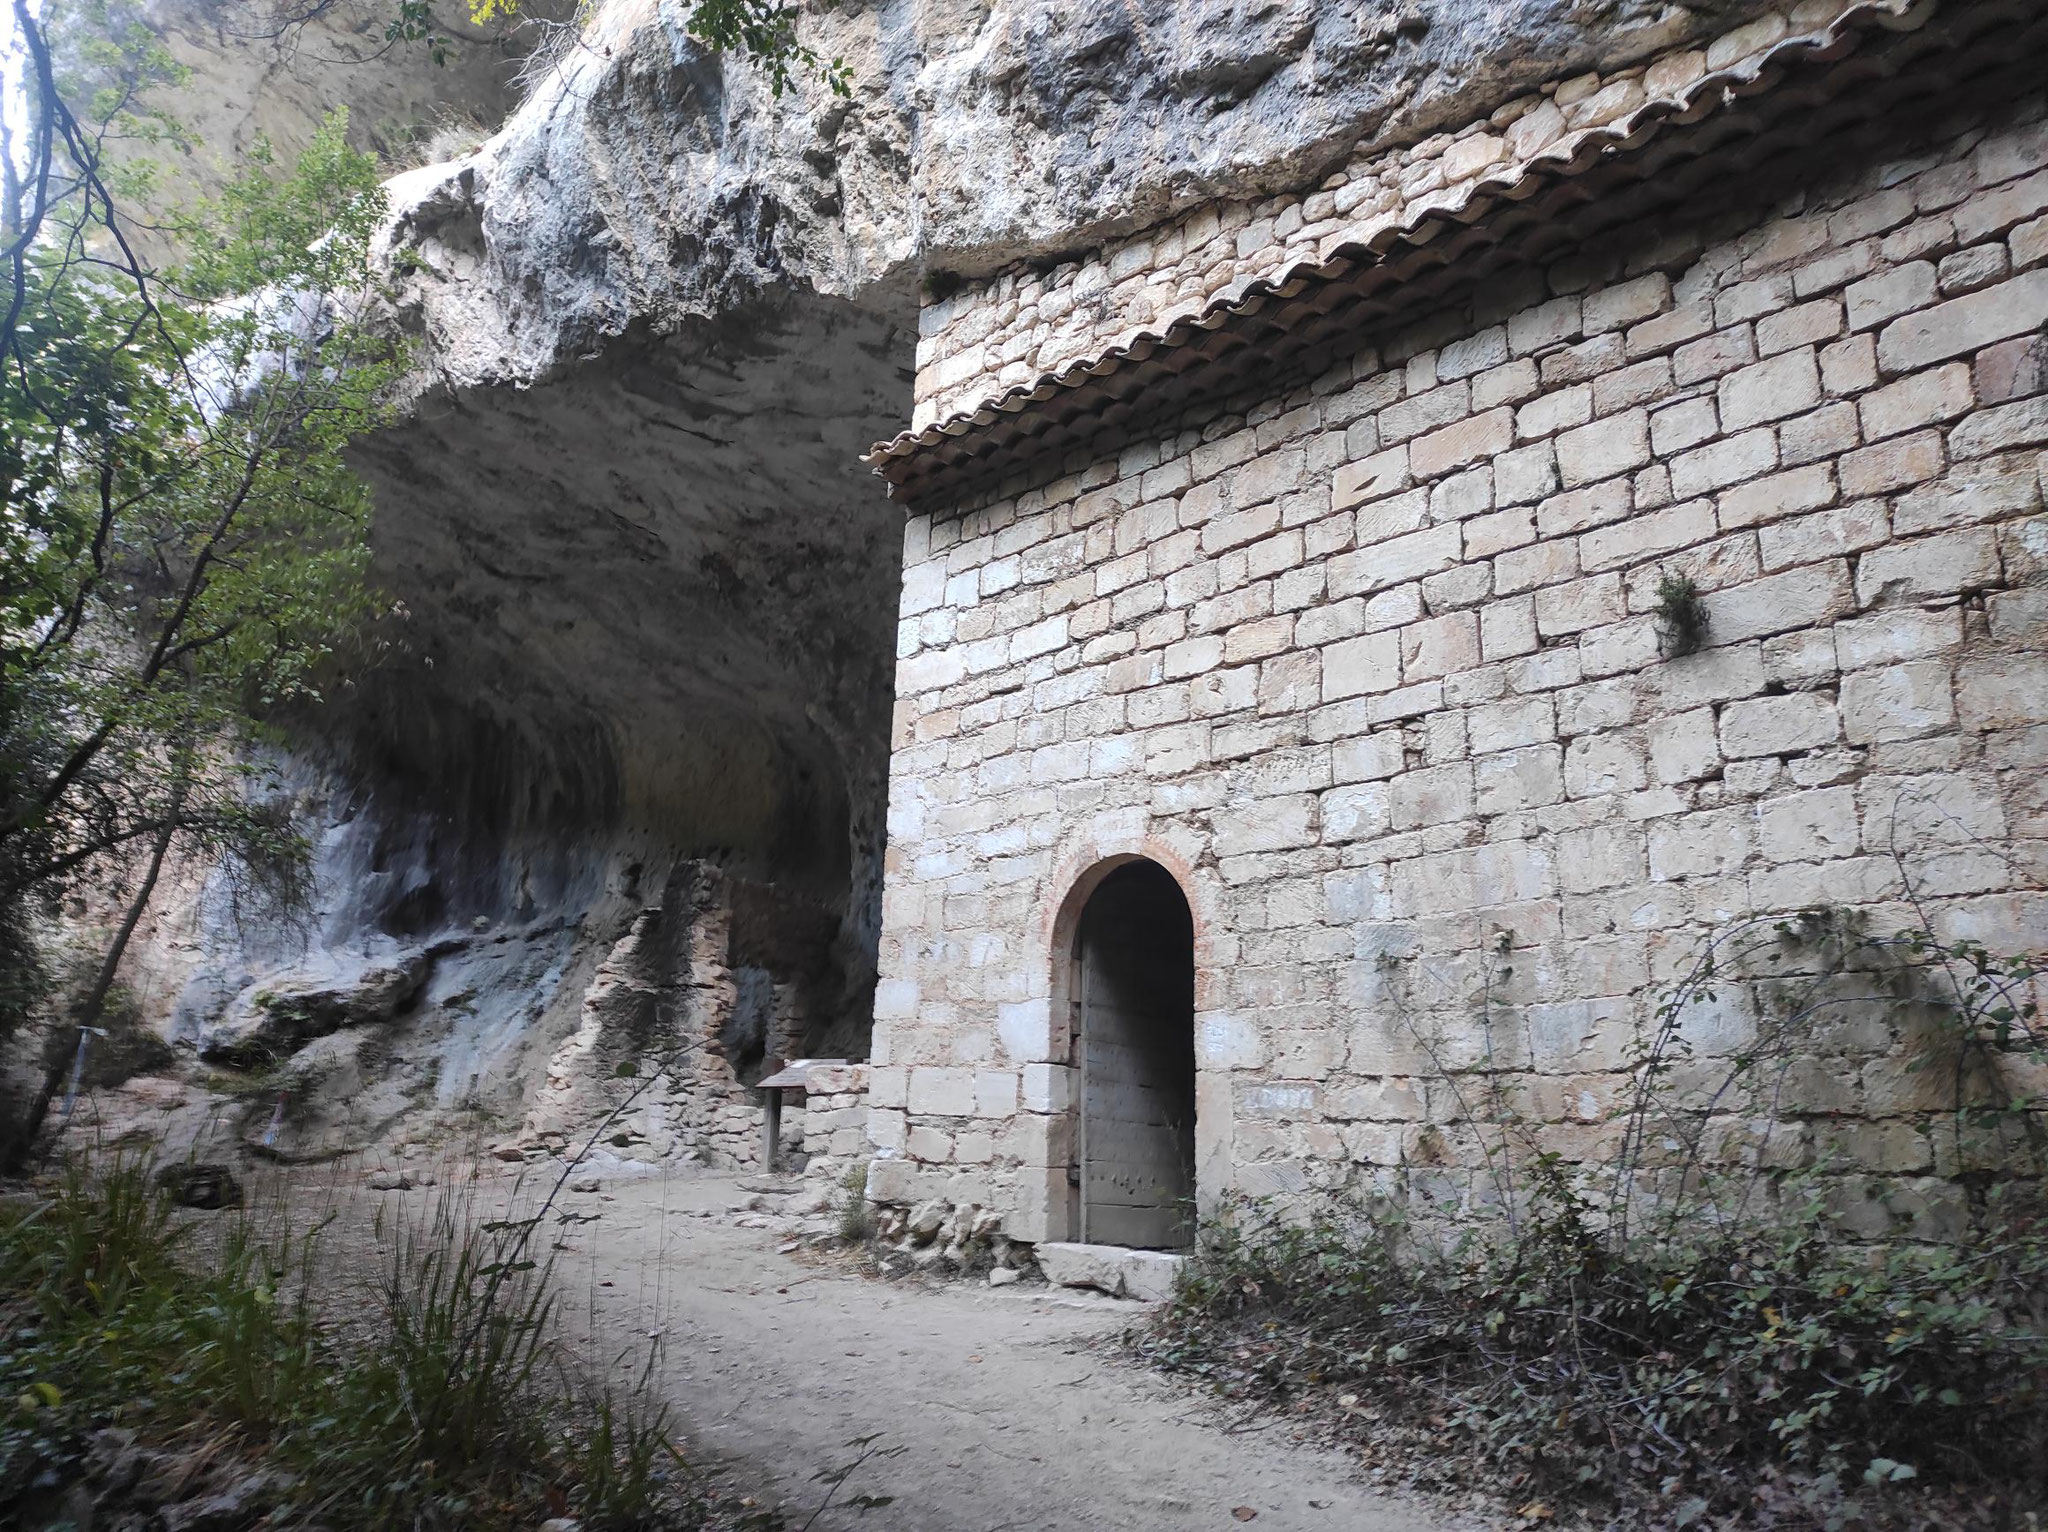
[132, 0, 545, 200]
[135, 0, 1789, 1154]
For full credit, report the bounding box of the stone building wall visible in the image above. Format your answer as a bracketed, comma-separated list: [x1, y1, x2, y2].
[912, 1, 1889, 432]
[867, 89, 2048, 1245]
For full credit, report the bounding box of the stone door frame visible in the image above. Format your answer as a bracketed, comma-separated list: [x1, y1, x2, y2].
[1043, 838, 1219, 1244]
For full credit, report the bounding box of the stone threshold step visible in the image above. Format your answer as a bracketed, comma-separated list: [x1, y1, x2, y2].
[1035, 1242, 1185, 1302]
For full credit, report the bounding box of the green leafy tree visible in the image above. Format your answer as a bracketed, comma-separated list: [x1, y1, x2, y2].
[2, 3, 400, 1162]
[637, 0, 852, 96]
[404, 0, 851, 95]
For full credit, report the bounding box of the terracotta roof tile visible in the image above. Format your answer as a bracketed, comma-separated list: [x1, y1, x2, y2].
[866, 0, 2045, 510]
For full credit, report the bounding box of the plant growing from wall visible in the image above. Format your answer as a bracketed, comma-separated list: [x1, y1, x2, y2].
[1653, 568, 1710, 657]
[836, 1157, 873, 1243]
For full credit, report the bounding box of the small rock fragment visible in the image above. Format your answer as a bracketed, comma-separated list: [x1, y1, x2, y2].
[153, 1162, 243, 1210]
[905, 1198, 947, 1242]
[158, 1471, 280, 1531]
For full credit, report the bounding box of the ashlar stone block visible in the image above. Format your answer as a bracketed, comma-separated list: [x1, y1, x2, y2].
[1555, 823, 1645, 893]
[1533, 572, 1625, 636]
[1480, 595, 1539, 659]
[1555, 410, 1651, 488]
[1411, 407, 1515, 479]
[1950, 397, 2048, 460]
[1332, 447, 1411, 511]
[1707, 562, 1854, 646]
[1841, 661, 1956, 744]
[907, 1067, 977, 1117]
[1854, 529, 2001, 605]
[1720, 693, 1842, 758]
[1564, 733, 1648, 798]
[1468, 695, 1555, 754]
[1757, 786, 1862, 861]
[1323, 629, 1401, 700]
[1321, 781, 1393, 843]
[1390, 763, 1474, 829]
[1719, 347, 1822, 430]
[1833, 608, 1964, 669]
[1401, 611, 1481, 681]
[997, 999, 1053, 1063]
[1876, 269, 2048, 373]
[1892, 460, 2042, 536]
[1671, 428, 1779, 498]
[1212, 794, 1318, 856]
[1474, 744, 1565, 814]
[1647, 707, 1721, 783]
[1332, 729, 1406, 783]
[1648, 806, 1756, 879]
[1197, 1011, 1265, 1070]
[1021, 1063, 1074, 1115]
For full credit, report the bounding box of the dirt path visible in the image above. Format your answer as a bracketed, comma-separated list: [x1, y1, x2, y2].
[523, 1168, 1464, 1532]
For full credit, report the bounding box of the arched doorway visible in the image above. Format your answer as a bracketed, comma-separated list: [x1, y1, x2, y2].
[1069, 859, 1196, 1249]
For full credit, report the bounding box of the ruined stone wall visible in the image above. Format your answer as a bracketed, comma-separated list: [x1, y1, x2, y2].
[796, 1064, 872, 1177]
[913, 2, 1865, 432]
[868, 93, 2048, 1245]
[523, 861, 840, 1171]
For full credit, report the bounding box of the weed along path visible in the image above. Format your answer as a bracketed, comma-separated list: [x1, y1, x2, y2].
[519, 1168, 1462, 1532]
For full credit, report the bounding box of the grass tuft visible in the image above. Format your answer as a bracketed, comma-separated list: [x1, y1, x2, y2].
[836, 1160, 873, 1245]
[0, 1155, 704, 1529]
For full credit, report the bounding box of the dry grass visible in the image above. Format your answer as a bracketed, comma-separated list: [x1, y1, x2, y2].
[0, 1151, 708, 1530]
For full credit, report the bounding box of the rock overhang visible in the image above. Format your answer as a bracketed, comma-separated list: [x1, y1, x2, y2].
[339, 291, 913, 894]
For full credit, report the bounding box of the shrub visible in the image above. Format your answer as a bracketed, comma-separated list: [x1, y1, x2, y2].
[837, 1160, 874, 1244]
[1138, 916, 2048, 1528]
[1653, 569, 1710, 657]
[1142, 1176, 2048, 1526]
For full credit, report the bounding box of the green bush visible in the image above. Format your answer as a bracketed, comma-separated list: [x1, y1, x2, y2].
[1139, 912, 2048, 1528]
[0, 1158, 700, 1530]
[837, 1160, 874, 1244]
[1143, 1175, 2048, 1525]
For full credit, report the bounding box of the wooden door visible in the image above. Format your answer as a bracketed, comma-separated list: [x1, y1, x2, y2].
[1076, 863, 1195, 1249]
